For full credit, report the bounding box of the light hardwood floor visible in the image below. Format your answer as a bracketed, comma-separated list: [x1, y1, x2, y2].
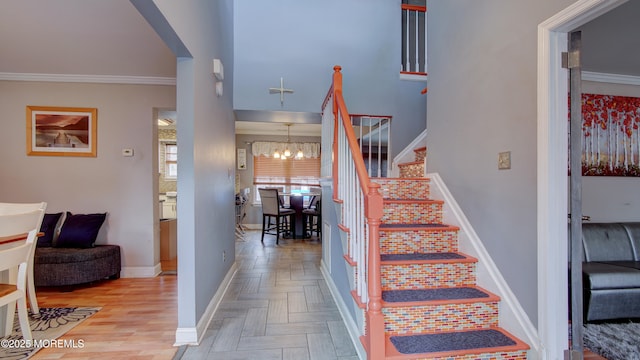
[32, 274, 178, 359]
[28, 230, 607, 360]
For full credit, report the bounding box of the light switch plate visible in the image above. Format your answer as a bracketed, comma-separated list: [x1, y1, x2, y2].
[498, 151, 511, 170]
[122, 148, 134, 157]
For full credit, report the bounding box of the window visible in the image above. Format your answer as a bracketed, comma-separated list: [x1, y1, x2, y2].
[401, 0, 427, 77]
[164, 143, 177, 180]
[253, 155, 320, 204]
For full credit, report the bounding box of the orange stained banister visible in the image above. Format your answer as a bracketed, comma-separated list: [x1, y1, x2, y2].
[401, 3, 426, 12]
[365, 183, 385, 360]
[328, 65, 386, 360]
[332, 66, 341, 202]
[332, 69, 372, 196]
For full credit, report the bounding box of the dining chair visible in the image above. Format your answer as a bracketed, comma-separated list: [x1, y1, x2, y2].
[0, 202, 47, 314]
[0, 210, 44, 340]
[303, 195, 321, 238]
[258, 188, 295, 244]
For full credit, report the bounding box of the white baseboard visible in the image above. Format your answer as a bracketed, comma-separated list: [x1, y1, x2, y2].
[174, 261, 238, 346]
[320, 260, 365, 360]
[427, 173, 540, 358]
[121, 264, 162, 278]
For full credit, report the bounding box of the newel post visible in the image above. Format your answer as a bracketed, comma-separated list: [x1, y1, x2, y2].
[332, 65, 342, 201]
[366, 182, 385, 359]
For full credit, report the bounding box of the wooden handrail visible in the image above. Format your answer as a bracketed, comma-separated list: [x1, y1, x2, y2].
[350, 113, 393, 119]
[401, 3, 426, 12]
[326, 65, 386, 359]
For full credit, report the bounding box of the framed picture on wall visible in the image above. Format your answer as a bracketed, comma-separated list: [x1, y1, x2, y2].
[26, 106, 97, 157]
[237, 148, 247, 170]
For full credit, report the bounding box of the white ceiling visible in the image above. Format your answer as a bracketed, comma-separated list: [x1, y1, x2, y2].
[1, 0, 638, 138]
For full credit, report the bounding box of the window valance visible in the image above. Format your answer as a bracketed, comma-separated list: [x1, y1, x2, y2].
[252, 141, 321, 159]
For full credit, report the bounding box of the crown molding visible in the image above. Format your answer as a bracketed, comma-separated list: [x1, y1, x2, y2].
[583, 71, 640, 86]
[0, 72, 176, 85]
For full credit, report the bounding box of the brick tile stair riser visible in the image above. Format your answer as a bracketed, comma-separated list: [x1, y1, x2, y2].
[380, 229, 459, 254]
[399, 163, 425, 178]
[360, 145, 528, 358]
[381, 263, 476, 290]
[382, 202, 443, 224]
[372, 179, 431, 200]
[383, 301, 499, 335]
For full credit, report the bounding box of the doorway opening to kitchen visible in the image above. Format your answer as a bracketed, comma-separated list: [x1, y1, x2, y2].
[156, 108, 177, 273]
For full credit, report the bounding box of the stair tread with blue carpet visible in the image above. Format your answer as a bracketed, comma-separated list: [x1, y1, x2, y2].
[386, 328, 526, 357]
[382, 287, 490, 303]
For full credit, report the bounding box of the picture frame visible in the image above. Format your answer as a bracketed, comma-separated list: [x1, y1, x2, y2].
[26, 106, 97, 157]
[577, 94, 640, 177]
[237, 148, 247, 170]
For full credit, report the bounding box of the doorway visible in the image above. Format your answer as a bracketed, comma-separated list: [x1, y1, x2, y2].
[156, 108, 178, 273]
[537, 0, 628, 358]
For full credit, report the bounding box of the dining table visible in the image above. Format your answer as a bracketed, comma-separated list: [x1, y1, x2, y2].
[280, 192, 320, 239]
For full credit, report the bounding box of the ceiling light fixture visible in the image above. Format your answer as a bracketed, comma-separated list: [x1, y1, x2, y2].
[273, 124, 303, 160]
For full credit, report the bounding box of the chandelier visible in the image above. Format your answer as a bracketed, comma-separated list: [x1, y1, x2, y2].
[273, 124, 304, 160]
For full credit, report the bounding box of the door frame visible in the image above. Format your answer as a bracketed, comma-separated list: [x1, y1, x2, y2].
[537, 1, 628, 359]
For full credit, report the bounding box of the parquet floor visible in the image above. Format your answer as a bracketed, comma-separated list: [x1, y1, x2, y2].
[26, 229, 606, 360]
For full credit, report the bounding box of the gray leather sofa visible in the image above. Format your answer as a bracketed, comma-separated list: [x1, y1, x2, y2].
[581, 222, 640, 321]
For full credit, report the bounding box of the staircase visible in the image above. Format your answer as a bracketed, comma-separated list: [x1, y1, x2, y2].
[322, 65, 530, 359]
[356, 147, 529, 359]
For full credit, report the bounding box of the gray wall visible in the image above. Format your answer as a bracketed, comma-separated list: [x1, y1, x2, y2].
[0, 80, 175, 271]
[136, 0, 236, 333]
[233, 0, 426, 160]
[425, 0, 574, 326]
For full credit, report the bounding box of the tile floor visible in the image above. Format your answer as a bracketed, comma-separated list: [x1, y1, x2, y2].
[180, 230, 359, 360]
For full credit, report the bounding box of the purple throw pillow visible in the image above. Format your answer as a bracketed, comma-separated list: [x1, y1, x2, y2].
[54, 212, 107, 248]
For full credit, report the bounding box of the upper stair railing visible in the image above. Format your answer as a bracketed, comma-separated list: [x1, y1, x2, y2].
[321, 66, 385, 358]
[401, 3, 426, 75]
[351, 114, 392, 178]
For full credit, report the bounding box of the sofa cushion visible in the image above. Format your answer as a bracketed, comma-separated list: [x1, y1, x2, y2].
[599, 261, 640, 270]
[55, 212, 106, 248]
[582, 223, 635, 262]
[35, 245, 120, 265]
[583, 262, 640, 290]
[38, 212, 63, 247]
[620, 223, 640, 260]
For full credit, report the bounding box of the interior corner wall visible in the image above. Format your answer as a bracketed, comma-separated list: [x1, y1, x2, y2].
[580, 80, 640, 222]
[425, 0, 573, 326]
[0, 80, 175, 271]
[148, 0, 236, 333]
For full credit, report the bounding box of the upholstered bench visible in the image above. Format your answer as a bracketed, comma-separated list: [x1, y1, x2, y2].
[34, 245, 121, 287]
[34, 211, 121, 288]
